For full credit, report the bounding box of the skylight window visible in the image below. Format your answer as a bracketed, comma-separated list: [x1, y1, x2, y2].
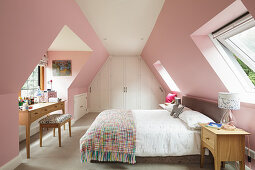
[213, 13, 255, 92]
[153, 60, 180, 92]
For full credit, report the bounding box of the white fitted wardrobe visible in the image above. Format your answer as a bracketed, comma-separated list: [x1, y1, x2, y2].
[88, 56, 165, 112]
[74, 93, 88, 121]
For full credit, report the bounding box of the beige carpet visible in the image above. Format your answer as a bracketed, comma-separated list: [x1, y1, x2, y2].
[16, 112, 235, 170]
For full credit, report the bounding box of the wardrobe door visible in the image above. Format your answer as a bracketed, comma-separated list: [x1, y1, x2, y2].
[124, 56, 140, 109]
[88, 75, 100, 112]
[110, 57, 124, 109]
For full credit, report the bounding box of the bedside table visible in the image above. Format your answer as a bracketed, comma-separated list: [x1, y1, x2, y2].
[159, 104, 166, 109]
[200, 124, 250, 170]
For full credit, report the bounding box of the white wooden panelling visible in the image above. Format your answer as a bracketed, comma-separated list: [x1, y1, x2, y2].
[88, 56, 165, 112]
[0, 154, 22, 170]
[74, 93, 87, 121]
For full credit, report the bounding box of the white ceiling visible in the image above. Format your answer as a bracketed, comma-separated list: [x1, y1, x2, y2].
[75, 0, 165, 56]
[48, 25, 92, 51]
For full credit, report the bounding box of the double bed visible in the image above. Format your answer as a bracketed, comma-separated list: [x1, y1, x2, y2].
[80, 96, 225, 164]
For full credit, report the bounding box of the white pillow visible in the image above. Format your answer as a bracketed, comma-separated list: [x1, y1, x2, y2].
[179, 110, 214, 130]
[164, 103, 175, 112]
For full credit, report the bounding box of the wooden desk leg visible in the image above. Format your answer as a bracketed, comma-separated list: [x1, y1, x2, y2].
[40, 125, 43, 147]
[214, 158, 221, 170]
[58, 125, 61, 147]
[26, 124, 31, 158]
[62, 104, 65, 114]
[62, 104, 65, 131]
[68, 119, 71, 137]
[200, 145, 205, 168]
[53, 128, 55, 137]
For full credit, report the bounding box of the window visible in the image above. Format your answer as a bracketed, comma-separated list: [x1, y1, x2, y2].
[213, 13, 255, 92]
[153, 60, 180, 92]
[21, 66, 40, 97]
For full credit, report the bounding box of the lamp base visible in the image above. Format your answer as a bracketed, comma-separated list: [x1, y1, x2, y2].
[220, 110, 235, 125]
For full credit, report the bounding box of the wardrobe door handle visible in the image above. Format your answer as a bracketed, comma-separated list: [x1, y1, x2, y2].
[124, 87, 125, 92]
[126, 87, 127, 92]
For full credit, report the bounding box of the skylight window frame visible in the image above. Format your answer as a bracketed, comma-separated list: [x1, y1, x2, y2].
[213, 14, 255, 93]
[153, 60, 180, 92]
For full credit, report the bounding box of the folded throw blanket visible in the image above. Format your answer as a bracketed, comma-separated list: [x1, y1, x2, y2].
[80, 109, 136, 164]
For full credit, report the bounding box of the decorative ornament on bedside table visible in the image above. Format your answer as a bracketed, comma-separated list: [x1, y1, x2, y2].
[218, 92, 240, 126]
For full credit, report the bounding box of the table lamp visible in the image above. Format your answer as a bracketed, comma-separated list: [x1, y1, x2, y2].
[218, 92, 240, 124]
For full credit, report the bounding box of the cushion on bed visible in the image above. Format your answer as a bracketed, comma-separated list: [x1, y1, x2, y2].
[170, 105, 178, 116]
[39, 114, 72, 124]
[173, 106, 184, 118]
[170, 104, 190, 117]
[179, 110, 214, 130]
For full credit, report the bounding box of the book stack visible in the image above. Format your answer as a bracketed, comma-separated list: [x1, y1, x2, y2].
[205, 122, 222, 129]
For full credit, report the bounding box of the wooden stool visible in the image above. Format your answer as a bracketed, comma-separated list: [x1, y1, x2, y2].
[39, 114, 72, 147]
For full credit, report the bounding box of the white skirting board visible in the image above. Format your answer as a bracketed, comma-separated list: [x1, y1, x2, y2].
[228, 162, 251, 170]
[0, 154, 22, 170]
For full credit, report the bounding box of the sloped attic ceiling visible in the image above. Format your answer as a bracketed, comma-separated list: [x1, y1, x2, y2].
[75, 0, 165, 56]
[48, 25, 92, 51]
[141, 0, 236, 100]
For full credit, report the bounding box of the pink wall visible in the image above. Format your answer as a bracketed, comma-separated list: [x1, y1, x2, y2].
[0, 93, 19, 167]
[0, 0, 108, 167]
[46, 51, 91, 116]
[142, 0, 233, 99]
[142, 0, 255, 168]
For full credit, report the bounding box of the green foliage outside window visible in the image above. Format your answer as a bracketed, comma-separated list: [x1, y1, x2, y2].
[236, 57, 255, 86]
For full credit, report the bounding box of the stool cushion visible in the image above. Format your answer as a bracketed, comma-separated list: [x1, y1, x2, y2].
[39, 114, 72, 124]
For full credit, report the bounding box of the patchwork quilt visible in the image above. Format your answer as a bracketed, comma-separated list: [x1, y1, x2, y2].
[80, 109, 136, 164]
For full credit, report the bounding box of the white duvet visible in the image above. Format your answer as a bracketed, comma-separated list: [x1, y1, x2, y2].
[132, 109, 201, 157]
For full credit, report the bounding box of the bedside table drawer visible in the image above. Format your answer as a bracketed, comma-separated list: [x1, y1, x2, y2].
[202, 128, 215, 149]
